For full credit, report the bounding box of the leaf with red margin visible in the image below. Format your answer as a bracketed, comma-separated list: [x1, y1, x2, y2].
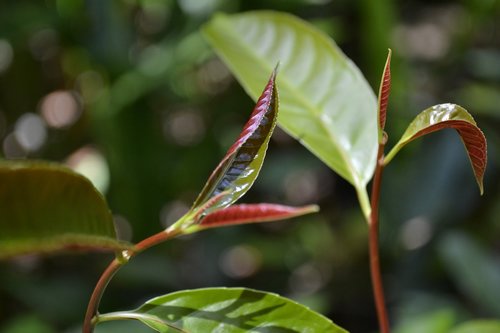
[385, 103, 487, 194]
[188, 67, 279, 217]
[183, 204, 319, 233]
[377, 49, 391, 137]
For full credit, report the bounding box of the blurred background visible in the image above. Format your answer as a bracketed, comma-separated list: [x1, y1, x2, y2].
[0, 0, 499, 332]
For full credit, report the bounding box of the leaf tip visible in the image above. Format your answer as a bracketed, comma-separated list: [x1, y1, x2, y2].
[378, 49, 392, 135]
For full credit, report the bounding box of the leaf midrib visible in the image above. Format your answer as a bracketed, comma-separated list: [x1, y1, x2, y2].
[206, 12, 364, 188]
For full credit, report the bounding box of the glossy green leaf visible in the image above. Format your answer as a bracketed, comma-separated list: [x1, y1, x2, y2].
[203, 11, 378, 204]
[184, 203, 319, 234]
[385, 104, 487, 194]
[0, 161, 130, 258]
[450, 320, 500, 333]
[188, 68, 279, 219]
[97, 287, 348, 333]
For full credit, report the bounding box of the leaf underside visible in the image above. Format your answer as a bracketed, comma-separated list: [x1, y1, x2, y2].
[202, 11, 378, 190]
[0, 162, 129, 259]
[377, 49, 391, 134]
[188, 203, 319, 232]
[386, 103, 487, 194]
[97, 287, 348, 333]
[190, 68, 279, 217]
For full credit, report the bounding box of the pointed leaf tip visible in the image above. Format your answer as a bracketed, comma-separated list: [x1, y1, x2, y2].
[378, 49, 392, 135]
[385, 103, 487, 194]
[189, 69, 279, 217]
[192, 203, 319, 231]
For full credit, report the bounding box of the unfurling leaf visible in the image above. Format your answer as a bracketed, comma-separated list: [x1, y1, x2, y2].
[96, 288, 348, 333]
[385, 104, 487, 194]
[202, 11, 378, 204]
[377, 49, 391, 137]
[0, 162, 130, 259]
[189, 67, 279, 217]
[184, 203, 318, 233]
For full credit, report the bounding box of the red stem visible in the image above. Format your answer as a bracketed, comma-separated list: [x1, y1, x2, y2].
[82, 229, 181, 333]
[369, 138, 390, 333]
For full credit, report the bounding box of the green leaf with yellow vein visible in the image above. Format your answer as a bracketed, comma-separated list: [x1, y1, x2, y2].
[96, 287, 348, 333]
[385, 104, 487, 194]
[202, 11, 378, 212]
[0, 161, 130, 259]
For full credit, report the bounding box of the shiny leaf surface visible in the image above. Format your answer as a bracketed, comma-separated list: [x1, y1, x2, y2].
[385, 104, 487, 194]
[97, 287, 348, 333]
[185, 203, 318, 233]
[189, 68, 279, 217]
[203, 11, 378, 192]
[378, 49, 391, 136]
[0, 162, 129, 258]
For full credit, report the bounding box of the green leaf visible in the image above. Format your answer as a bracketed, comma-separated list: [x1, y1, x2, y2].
[188, 68, 279, 219]
[97, 287, 348, 333]
[450, 320, 500, 333]
[202, 11, 378, 206]
[0, 161, 130, 259]
[384, 104, 487, 194]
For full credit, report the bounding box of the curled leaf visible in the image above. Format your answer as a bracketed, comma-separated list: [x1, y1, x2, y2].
[377, 49, 391, 137]
[184, 203, 319, 233]
[385, 104, 487, 194]
[190, 67, 279, 216]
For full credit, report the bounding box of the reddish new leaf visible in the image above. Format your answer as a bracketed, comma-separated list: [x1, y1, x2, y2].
[184, 204, 319, 233]
[377, 49, 392, 136]
[189, 67, 279, 216]
[385, 103, 487, 194]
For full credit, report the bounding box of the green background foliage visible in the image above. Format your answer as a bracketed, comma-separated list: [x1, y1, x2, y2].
[0, 0, 499, 332]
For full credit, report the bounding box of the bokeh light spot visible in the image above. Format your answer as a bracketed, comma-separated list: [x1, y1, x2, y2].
[219, 245, 262, 279]
[163, 109, 205, 146]
[0, 39, 14, 74]
[65, 147, 110, 194]
[14, 113, 47, 152]
[40, 90, 82, 129]
[3, 133, 27, 159]
[400, 216, 433, 250]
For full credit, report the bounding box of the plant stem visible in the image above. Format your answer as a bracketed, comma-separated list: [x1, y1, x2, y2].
[369, 138, 390, 333]
[82, 228, 181, 333]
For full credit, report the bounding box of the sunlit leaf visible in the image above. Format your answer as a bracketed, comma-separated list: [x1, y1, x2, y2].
[184, 203, 319, 233]
[189, 67, 279, 216]
[97, 287, 348, 333]
[203, 11, 378, 204]
[0, 161, 130, 259]
[450, 320, 500, 333]
[377, 49, 391, 137]
[384, 104, 487, 194]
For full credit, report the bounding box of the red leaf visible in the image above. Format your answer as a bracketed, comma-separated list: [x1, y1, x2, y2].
[385, 104, 487, 194]
[196, 203, 319, 230]
[412, 120, 487, 193]
[377, 49, 391, 134]
[190, 67, 279, 214]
